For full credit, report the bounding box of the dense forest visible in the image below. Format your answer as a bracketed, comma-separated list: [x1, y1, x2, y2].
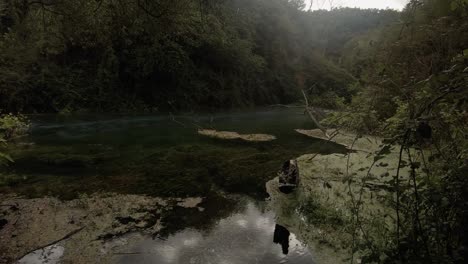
[0, 0, 400, 112]
[323, 0, 468, 262]
[1, 0, 468, 263]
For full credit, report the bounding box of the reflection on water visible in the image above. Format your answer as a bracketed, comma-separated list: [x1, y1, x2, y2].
[274, 224, 291, 255]
[116, 200, 315, 264]
[17, 244, 64, 264]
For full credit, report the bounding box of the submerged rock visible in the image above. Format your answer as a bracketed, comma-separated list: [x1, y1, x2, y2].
[198, 129, 276, 142]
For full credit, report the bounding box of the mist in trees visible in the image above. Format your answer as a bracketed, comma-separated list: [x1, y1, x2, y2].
[1, 0, 467, 263]
[0, 0, 399, 113]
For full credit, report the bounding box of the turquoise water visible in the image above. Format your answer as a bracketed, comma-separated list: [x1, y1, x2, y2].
[3, 108, 344, 199]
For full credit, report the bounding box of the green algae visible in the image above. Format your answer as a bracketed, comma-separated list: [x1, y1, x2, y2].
[1, 134, 345, 199]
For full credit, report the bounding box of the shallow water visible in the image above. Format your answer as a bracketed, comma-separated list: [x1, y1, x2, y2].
[4, 108, 344, 198]
[116, 200, 315, 264]
[4, 108, 344, 264]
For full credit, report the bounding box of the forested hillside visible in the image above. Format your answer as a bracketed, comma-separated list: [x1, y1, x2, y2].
[0, 0, 398, 112]
[1, 1, 468, 263]
[337, 0, 468, 125]
[321, 1, 468, 262]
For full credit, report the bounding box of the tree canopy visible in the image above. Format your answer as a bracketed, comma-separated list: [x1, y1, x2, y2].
[0, 0, 399, 113]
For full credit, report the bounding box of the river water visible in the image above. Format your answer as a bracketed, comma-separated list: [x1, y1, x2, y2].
[116, 199, 316, 264]
[4, 108, 345, 264]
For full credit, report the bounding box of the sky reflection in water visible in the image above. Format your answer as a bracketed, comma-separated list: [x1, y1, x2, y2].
[117, 201, 316, 264]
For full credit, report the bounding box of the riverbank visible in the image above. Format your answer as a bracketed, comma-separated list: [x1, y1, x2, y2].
[0, 111, 359, 264]
[266, 129, 420, 263]
[0, 193, 210, 264]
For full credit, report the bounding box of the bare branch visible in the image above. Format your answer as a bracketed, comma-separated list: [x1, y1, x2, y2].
[301, 89, 330, 138]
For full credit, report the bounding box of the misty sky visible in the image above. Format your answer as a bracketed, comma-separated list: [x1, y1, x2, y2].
[306, 0, 409, 10]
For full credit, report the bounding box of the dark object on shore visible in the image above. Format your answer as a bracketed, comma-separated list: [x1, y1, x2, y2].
[278, 160, 299, 194]
[416, 120, 432, 146]
[273, 224, 290, 255]
[417, 121, 432, 139]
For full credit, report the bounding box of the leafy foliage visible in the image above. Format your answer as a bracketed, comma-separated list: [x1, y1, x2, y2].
[0, 113, 29, 164]
[322, 0, 468, 262]
[1, 1, 466, 263]
[0, 0, 398, 112]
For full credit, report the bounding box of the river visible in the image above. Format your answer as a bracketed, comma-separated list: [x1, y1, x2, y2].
[2, 108, 346, 264]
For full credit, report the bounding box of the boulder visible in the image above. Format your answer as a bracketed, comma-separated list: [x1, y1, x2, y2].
[278, 160, 299, 193]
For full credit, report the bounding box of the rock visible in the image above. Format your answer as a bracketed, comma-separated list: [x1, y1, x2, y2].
[278, 160, 299, 193]
[378, 162, 389, 167]
[135, 221, 149, 229]
[176, 197, 203, 208]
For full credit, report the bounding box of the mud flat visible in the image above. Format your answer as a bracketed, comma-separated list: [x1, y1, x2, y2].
[0, 193, 203, 264]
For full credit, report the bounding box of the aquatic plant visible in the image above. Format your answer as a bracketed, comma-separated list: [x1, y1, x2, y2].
[0, 113, 30, 165]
